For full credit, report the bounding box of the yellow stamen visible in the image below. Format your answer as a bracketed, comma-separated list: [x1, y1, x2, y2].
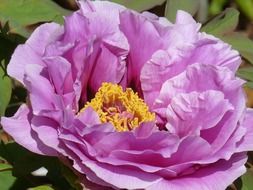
[80, 82, 155, 132]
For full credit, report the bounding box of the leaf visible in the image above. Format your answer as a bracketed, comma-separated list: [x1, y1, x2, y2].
[0, 142, 74, 189]
[200, 8, 253, 65]
[221, 33, 253, 65]
[29, 185, 54, 190]
[165, 0, 200, 22]
[0, 0, 71, 37]
[0, 170, 16, 190]
[0, 66, 12, 116]
[0, 163, 12, 171]
[209, 0, 227, 15]
[245, 82, 253, 89]
[110, 0, 166, 12]
[0, 23, 24, 65]
[242, 169, 253, 190]
[201, 8, 239, 36]
[237, 68, 253, 81]
[235, 0, 253, 21]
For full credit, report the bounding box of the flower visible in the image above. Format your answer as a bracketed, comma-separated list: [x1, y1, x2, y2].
[1, 0, 253, 189]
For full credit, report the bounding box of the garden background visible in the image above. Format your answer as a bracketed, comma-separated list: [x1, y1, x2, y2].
[1, 0, 253, 189]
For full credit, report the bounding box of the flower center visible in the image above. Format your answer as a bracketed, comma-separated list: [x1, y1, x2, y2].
[81, 82, 155, 132]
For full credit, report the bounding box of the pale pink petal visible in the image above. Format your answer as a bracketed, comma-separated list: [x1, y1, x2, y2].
[147, 154, 247, 190]
[1, 105, 57, 156]
[7, 23, 63, 84]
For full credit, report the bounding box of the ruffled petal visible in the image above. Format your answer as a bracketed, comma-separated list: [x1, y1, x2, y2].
[155, 63, 246, 158]
[7, 23, 63, 84]
[44, 56, 73, 95]
[1, 104, 57, 156]
[146, 153, 247, 190]
[31, 116, 61, 153]
[119, 10, 170, 93]
[166, 90, 233, 137]
[141, 13, 240, 107]
[237, 109, 253, 151]
[83, 160, 162, 190]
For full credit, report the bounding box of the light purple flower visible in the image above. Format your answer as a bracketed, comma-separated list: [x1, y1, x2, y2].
[1, 1, 253, 189]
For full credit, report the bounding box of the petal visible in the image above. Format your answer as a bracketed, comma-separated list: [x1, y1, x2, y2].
[26, 23, 63, 56]
[83, 160, 162, 190]
[78, 0, 125, 23]
[140, 11, 201, 106]
[156, 63, 244, 112]
[141, 13, 240, 107]
[62, 9, 129, 101]
[237, 108, 253, 151]
[119, 10, 169, 93]
[93, 131, 179, 158]
[31, 116, 61, 153]
[7, 23, 63, 84]
[76, 107, 100, 127]
[146, 153, 247, 190]
[194, 33, 241, 72]
[24, 64, 56, 113]
[166, 136, 211, 172]
[133, 122, 157, 139]
[156, 63, 246, 154]
[166, 90, 233, 137]
[1, 105, 57, 156]
[44, 56, 73, 94]
[87, 44, 126, 93]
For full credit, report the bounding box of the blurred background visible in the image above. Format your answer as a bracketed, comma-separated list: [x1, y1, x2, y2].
[1, 0, 253, 189]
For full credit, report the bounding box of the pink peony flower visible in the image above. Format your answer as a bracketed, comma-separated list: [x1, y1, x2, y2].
[1, 0, 253, 189]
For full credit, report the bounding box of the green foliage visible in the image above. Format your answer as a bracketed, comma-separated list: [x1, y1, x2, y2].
[29, 185, 54, 190]
[237, 68, 253, 89]
[242, 169, 253, 190]
[201, 8, 239, 36]
[209, 0, 227, 15]
[222, 33, 253, 65]
[201, 8, 253, 88]
[0, 0, 70, 37]
[0, 66, 11, 116]
[110, 0, 166, 12]
[235, 0, 253, 21]
[237, 68, 253, 82]
[0, 142, 76, 190]
[0, 0, 253, 189]
[0, 170, 17, 190]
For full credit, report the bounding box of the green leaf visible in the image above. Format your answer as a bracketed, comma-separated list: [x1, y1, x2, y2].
[0, 163, 12, 171]
[235, 0, 253, 21]
[237, 67, 253, 81]
[0, 66, 12, 116]
[0, 24, 24, 65]
[201, 8, 239, 36]
[237, 67, 253, 89]
[29, 185, 54, 190]
[245, 81, 253, 89]
[209, 0, 227, 15]
[0, 0, 71, 37]
[0, 170, 16, 190]
[0, 162, 15, 190]
[242, 169, 253, 190]
[0, 142, 74, 189]
[110, 0, 166, 12]
[221, 33, 253, 65]
[200, 9, 253, 65]
[165, 0, 200, 22]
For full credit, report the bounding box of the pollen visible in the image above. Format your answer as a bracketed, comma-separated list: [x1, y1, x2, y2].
[81, 82, 155, 132]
